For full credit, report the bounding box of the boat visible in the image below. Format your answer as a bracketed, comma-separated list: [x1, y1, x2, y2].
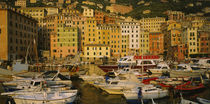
[123, 84, 168, 101]
[98, 55, 162, 72]
[140, 85, 168, 99]
[149, 62, 171, 74]
[12, 90, 78, 104]
[175, 82, 205, 93]
[197, 97, 210, 104]
[3, 71, 72, 91]
[170, 64, 206, 77]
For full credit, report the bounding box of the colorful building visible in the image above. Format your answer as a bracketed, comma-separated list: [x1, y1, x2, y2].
[187, 27, 199, 56]
[139, 30, 150, 55]
[0, 7, 38, 61]
[51, 24, 78, 59]
[82, 44, 110, 62]
[119, 20, 141, 55]
[94, 10, 104, 24]
[84, 17, 98, 45]
[149, 32, 164, 55]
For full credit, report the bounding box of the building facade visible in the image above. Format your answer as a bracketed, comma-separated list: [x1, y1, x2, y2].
[0, 8, 38, 61]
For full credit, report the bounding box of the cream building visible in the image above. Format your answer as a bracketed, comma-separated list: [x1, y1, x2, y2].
[119, 20, 140, 55]
[15, 0, 26, 8]
[140, 17, 166, 32]
[82, 6, 94, 17]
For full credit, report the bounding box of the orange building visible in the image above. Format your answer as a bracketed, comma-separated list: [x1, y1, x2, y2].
[199, 31, 210, 54]
[178, 44, 188, 62]
[149, 32, 164, 55]
[94, 10, 104, 24]
[51, 24, 78, 59]
[104, 15, 115, 24]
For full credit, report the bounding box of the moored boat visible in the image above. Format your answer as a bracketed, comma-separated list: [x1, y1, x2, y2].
[13, 90, 78, 104]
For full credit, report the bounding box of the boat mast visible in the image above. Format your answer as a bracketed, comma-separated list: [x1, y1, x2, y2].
[141, 18, 144, 74]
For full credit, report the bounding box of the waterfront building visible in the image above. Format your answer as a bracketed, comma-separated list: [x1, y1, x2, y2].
[186, 27, 199, 56]
[140, 17, 166, 32]
[178, 44, 188, 62]
[51, 24, 78, 59]
[139, 30, 150, 55]
[149, 32, 164, 55]
[198, 30, 210, 55]
[119, 20, 140, 55]
[0, 7, 38, 61]
[82, 44, 110, 62]
[167, 21, 182, 46]
[84, 17, 98, 45]
[64, 15, 86, 51]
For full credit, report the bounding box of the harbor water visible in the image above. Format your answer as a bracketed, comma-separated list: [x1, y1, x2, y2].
[0, 64, 209, 104]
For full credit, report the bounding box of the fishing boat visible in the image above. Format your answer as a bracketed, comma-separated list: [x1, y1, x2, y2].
[175, 82, 205, 93]
[197, 97, 210, 104]
[170, 64, 206, 77]
[12, 90, 78, 104]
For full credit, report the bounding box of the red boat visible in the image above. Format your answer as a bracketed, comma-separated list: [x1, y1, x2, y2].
[174, 82, 205, 92]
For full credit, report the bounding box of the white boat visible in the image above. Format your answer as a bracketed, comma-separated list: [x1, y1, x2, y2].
[3, 71, 72, 90]
[123, 84, 168, 101]
[170, 64, 206, 77]
[140, 84, 168, 99]
[97, 78, 140, 94]
[149, 62, 170, 74]
[197, 97, 210, 104]
[13, 90, 78, 104]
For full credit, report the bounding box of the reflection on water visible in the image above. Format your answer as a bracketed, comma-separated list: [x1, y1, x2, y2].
[71, 78, 127, 104]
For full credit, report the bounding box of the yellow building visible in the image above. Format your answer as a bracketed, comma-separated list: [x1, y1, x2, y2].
[187, 27, 199, 55]
[82, 44, 110, 62]
[84, 17, 98, 45]
[45, 7, 59, 16]
[0, 7, 38, 61]
[15, 0, 26, 8]
[139, 30, 150, 55]
[97, 24, 122, 58]
[167, 21, 182, 46]
[30, 0, 37, 3]
[140, 17, 166, 32]
[19, 7, 47, 22]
